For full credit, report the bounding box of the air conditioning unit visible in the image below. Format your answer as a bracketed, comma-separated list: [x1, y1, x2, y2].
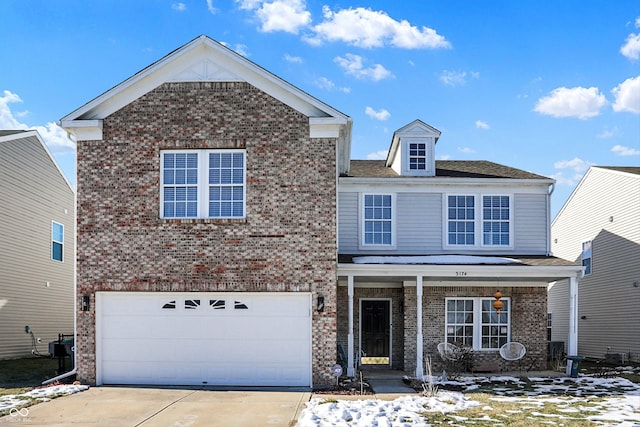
[604, 353, 627, 365]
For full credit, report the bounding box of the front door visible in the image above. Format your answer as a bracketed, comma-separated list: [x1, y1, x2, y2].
[360, 300, 390, 365]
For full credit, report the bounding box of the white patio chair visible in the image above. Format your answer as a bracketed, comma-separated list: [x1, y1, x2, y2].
[499, 342, 526, 372]
[437, 342, 462, 362]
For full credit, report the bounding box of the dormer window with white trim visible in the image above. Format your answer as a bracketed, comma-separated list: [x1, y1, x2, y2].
[409, 142, 427, 171]
[386, 120, 441, 177]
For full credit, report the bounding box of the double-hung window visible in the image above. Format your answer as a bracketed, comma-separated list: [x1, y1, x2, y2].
[362, 194, 393, 246]
[446, 194, 512, 248]
[446, 297, 510, 350]
[51, 221, 64, 262]
[581, 240, 592, 275]
[161, 149, 246, 219]
[408, 142, 427, 170]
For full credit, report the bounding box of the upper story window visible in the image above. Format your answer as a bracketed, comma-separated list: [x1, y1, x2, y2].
[581, 240, 592, 275]
[446, 194, 512, 248]
[161, 149, 246, 219]
[52, 221, 64, 262]
[408, 142, 427, 170]
[362, 194, 394, 247]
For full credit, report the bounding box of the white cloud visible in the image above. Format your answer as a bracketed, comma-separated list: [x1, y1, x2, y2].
[172, 2, 186, 11]
[283, 53, 303, 63]
[239, 0, 311, 33]
[220, 42, 249, 56]
[366, 149, 388, 160]
[334, 54, 394, 81]
[0, 90, 75, 152]
[611, 144, 640, 156]
[458, 147, 475, 154]
[314, 77, 334, 90]
[365, 106, 390, 121]
[534, 86, 607, 119]
[612, 75, 640, 114]
[620, 17, 640, 60]
[437, 154, 451, 160]
[439, 70, 479, 87]
[206, 0, 217, 14]
[596, 126, 619, 139]
[475, 120, 490, 130]
[307, 6, 451, 49]
[552, 157, 596, 186]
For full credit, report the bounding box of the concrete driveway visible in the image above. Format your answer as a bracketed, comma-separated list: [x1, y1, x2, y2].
[0, 387, 311, 427]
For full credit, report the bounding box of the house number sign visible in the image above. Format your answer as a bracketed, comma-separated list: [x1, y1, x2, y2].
[456, 271, 468, 276]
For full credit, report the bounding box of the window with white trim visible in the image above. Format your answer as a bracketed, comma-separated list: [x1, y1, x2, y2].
[446, 194, 512, 247]
[362, 194, 393, 246]
[408, 142, 427, 170]
[51, 221, 64, 262]
[581, 240, 592, 275]
[161, 149, 245, 219]
[445, 297, 510, 350]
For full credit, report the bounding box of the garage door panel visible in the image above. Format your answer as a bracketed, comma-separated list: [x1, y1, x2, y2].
[98, 292, 311, 386]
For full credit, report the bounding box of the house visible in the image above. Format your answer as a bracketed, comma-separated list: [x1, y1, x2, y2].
[548, 166, 640, 364]
[336, 120, 584, 377]
[60, 35, 582, 387]
[0, 130, 75, 359]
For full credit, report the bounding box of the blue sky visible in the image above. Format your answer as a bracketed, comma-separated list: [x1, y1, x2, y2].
[1, 1, 638, 217]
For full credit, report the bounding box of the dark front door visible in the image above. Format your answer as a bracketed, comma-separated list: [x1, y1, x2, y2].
[361, 300, 390, 364]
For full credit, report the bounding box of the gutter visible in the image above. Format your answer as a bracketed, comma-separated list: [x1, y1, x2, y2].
[42, 368, 76, 385]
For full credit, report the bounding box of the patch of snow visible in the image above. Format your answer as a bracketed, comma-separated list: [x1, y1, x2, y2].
[0, 384, 89, 413]
[353, 255, 522, 265]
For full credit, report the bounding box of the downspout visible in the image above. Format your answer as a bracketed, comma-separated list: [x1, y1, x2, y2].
[547, 183, 555, 256]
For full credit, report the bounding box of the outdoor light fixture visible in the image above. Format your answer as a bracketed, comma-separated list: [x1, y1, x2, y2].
[81, 295, 90, 311]
[493, 290, 504, 315]
[317, 295, 325, 312]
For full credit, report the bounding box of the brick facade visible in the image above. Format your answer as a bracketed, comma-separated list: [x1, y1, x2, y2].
[404, 285, 548, 373]
[76, 82, 337, 385]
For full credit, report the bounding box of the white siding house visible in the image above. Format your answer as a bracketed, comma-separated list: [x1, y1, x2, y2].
[0, 130, 75, 359]
[549, 166, 640, 363]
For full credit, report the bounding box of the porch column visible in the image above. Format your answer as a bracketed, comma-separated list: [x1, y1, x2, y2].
[415, 275, 424, 378]
[567, 274, 579, 375]
[347, 275, 355, 376]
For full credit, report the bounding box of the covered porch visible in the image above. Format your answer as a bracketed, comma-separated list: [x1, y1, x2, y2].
[337, 255, 583, 378]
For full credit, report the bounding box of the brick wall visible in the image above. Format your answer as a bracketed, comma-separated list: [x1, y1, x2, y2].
[75, 82, 337, 385]
[404, 285, 548, 374]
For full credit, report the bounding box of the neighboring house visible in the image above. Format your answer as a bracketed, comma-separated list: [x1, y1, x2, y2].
[0, 130, 75, 359]
[548, 166, 640, 364]
[60, 35, 582, 387]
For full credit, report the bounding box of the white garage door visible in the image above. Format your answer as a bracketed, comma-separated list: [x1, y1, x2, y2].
[96, 292, 312, 386]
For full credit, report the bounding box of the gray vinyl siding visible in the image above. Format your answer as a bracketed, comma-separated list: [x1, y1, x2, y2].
[396, 193, 442, 252]
[513, 193, 548, 254]
[0, 134, 75, 359]
[338, 192, 359, 253]
[338, 189, 550, 255]
[550, 167, 640, 361]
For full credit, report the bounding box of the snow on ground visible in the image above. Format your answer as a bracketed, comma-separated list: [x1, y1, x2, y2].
[296, 391, 479, 426]
[0, 384, 89, 414]
[297, 374, 640, 427]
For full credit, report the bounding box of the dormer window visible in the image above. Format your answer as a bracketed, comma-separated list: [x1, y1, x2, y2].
[386, 120, 441, 177]
[409, 142, 427, 170]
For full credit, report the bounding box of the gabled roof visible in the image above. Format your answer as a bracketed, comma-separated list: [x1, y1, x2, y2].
[346, 159, 551, 180]
[0, 130, 74, 191]
[59, 35, 352, 171]
[596, 166, 640, 176]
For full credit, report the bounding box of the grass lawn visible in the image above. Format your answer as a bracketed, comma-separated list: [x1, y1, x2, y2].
[0, 357, 68, 396]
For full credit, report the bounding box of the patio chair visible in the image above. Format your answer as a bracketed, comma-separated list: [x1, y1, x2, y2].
[437, 342, 462, 362]
[499, 342, 527, 372]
